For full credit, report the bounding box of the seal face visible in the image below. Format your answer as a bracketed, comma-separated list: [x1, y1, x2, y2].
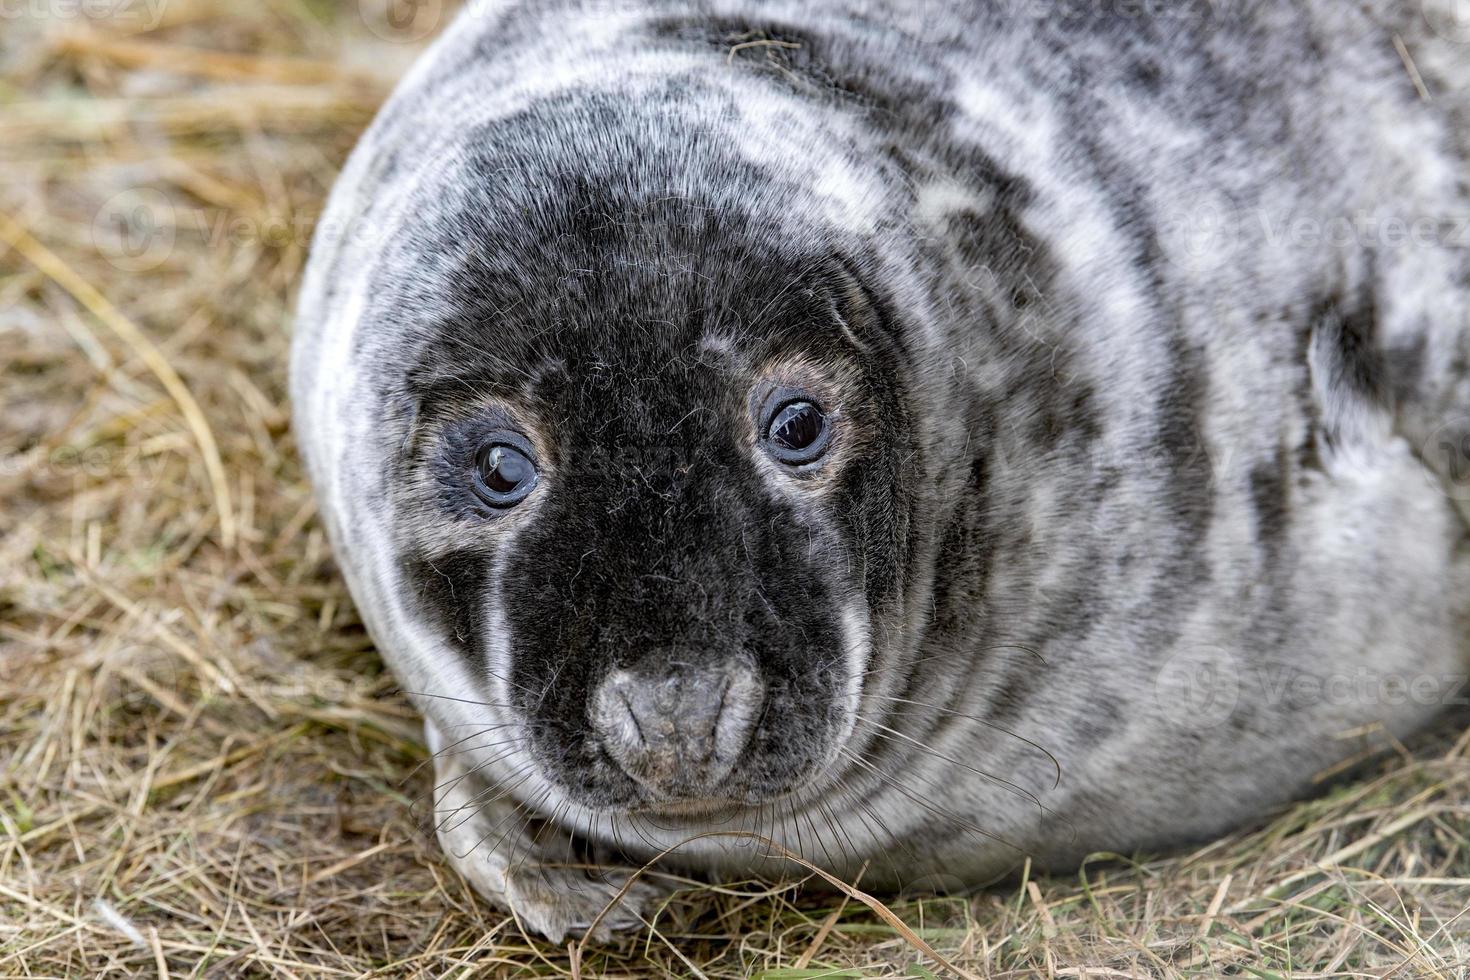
[369, 108, 920, 812]
[293, 0, 1470, 940]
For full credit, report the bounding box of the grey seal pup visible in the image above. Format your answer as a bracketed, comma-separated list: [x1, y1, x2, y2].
[292, 0, 1470, 940]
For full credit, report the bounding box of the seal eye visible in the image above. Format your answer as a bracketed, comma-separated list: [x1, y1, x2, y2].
[472, 438, 538, 507]
[762, 395, 832, 466]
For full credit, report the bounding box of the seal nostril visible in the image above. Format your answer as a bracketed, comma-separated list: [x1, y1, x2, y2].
[712, 666, 762, 766]
[615, 686, 646, 750]
[591, 661, 762, 796]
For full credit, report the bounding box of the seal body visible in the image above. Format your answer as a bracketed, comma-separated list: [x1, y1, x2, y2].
[293, 0, 1470, 938]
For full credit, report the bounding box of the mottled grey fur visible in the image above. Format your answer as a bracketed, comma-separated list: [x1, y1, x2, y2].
[292, 0, 1470, 940]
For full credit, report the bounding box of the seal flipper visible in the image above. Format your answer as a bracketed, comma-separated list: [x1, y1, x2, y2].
[425, 720, 669, 942]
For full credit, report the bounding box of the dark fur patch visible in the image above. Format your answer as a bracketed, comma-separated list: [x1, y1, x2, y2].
[402, 549, 493, 659]
[1248, 447, 1291, 572]
[1155, 337, 1216, 543]
[1313, 282, 1386, 404]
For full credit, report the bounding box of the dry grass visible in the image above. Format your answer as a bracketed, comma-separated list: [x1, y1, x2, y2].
[2, 3, 1469, 976]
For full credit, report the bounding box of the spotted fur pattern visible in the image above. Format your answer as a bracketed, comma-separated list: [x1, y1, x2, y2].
[293, 0, 1470, 934]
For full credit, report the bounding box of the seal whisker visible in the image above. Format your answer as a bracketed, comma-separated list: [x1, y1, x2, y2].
[434, 763, 537, 836]
[844, 787, 918, 879]
[420, 743, 531, 811]
[838, 748, 1023, 853]
[402, 689, 525, 710]
[868, 694, 1063, 790]
[463, 775, 546, 857]
[398, 723, 524, 785]
[619, 811, 669, 856]
[518, 798, 573, 872]
[485, 788, 555, 869]
[405, 734, 530, 806]
[857, 642, 1050, 680]
[815, 797, 859, 871]
[852, 717, 1053, 831]
[425, 726, 525, 762]
[855, 712, 1056, 807]
[802, 800, 840, 872]
[785, 798, 804, 865]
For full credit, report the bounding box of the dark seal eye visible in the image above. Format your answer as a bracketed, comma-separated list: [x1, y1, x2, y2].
[760, 390, 832, 466]
[472, 435, 538, 507]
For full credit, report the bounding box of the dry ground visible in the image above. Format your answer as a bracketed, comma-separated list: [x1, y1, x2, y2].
[2, 2, 1469, 976]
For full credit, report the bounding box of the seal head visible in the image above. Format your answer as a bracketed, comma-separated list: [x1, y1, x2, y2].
[361, 94, 922, 814]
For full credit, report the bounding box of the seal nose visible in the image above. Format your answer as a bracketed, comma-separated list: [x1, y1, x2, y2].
[592, 661, 761, 796]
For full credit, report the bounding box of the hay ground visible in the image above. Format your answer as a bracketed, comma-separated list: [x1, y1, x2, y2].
[2, 2, 1469, 976]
